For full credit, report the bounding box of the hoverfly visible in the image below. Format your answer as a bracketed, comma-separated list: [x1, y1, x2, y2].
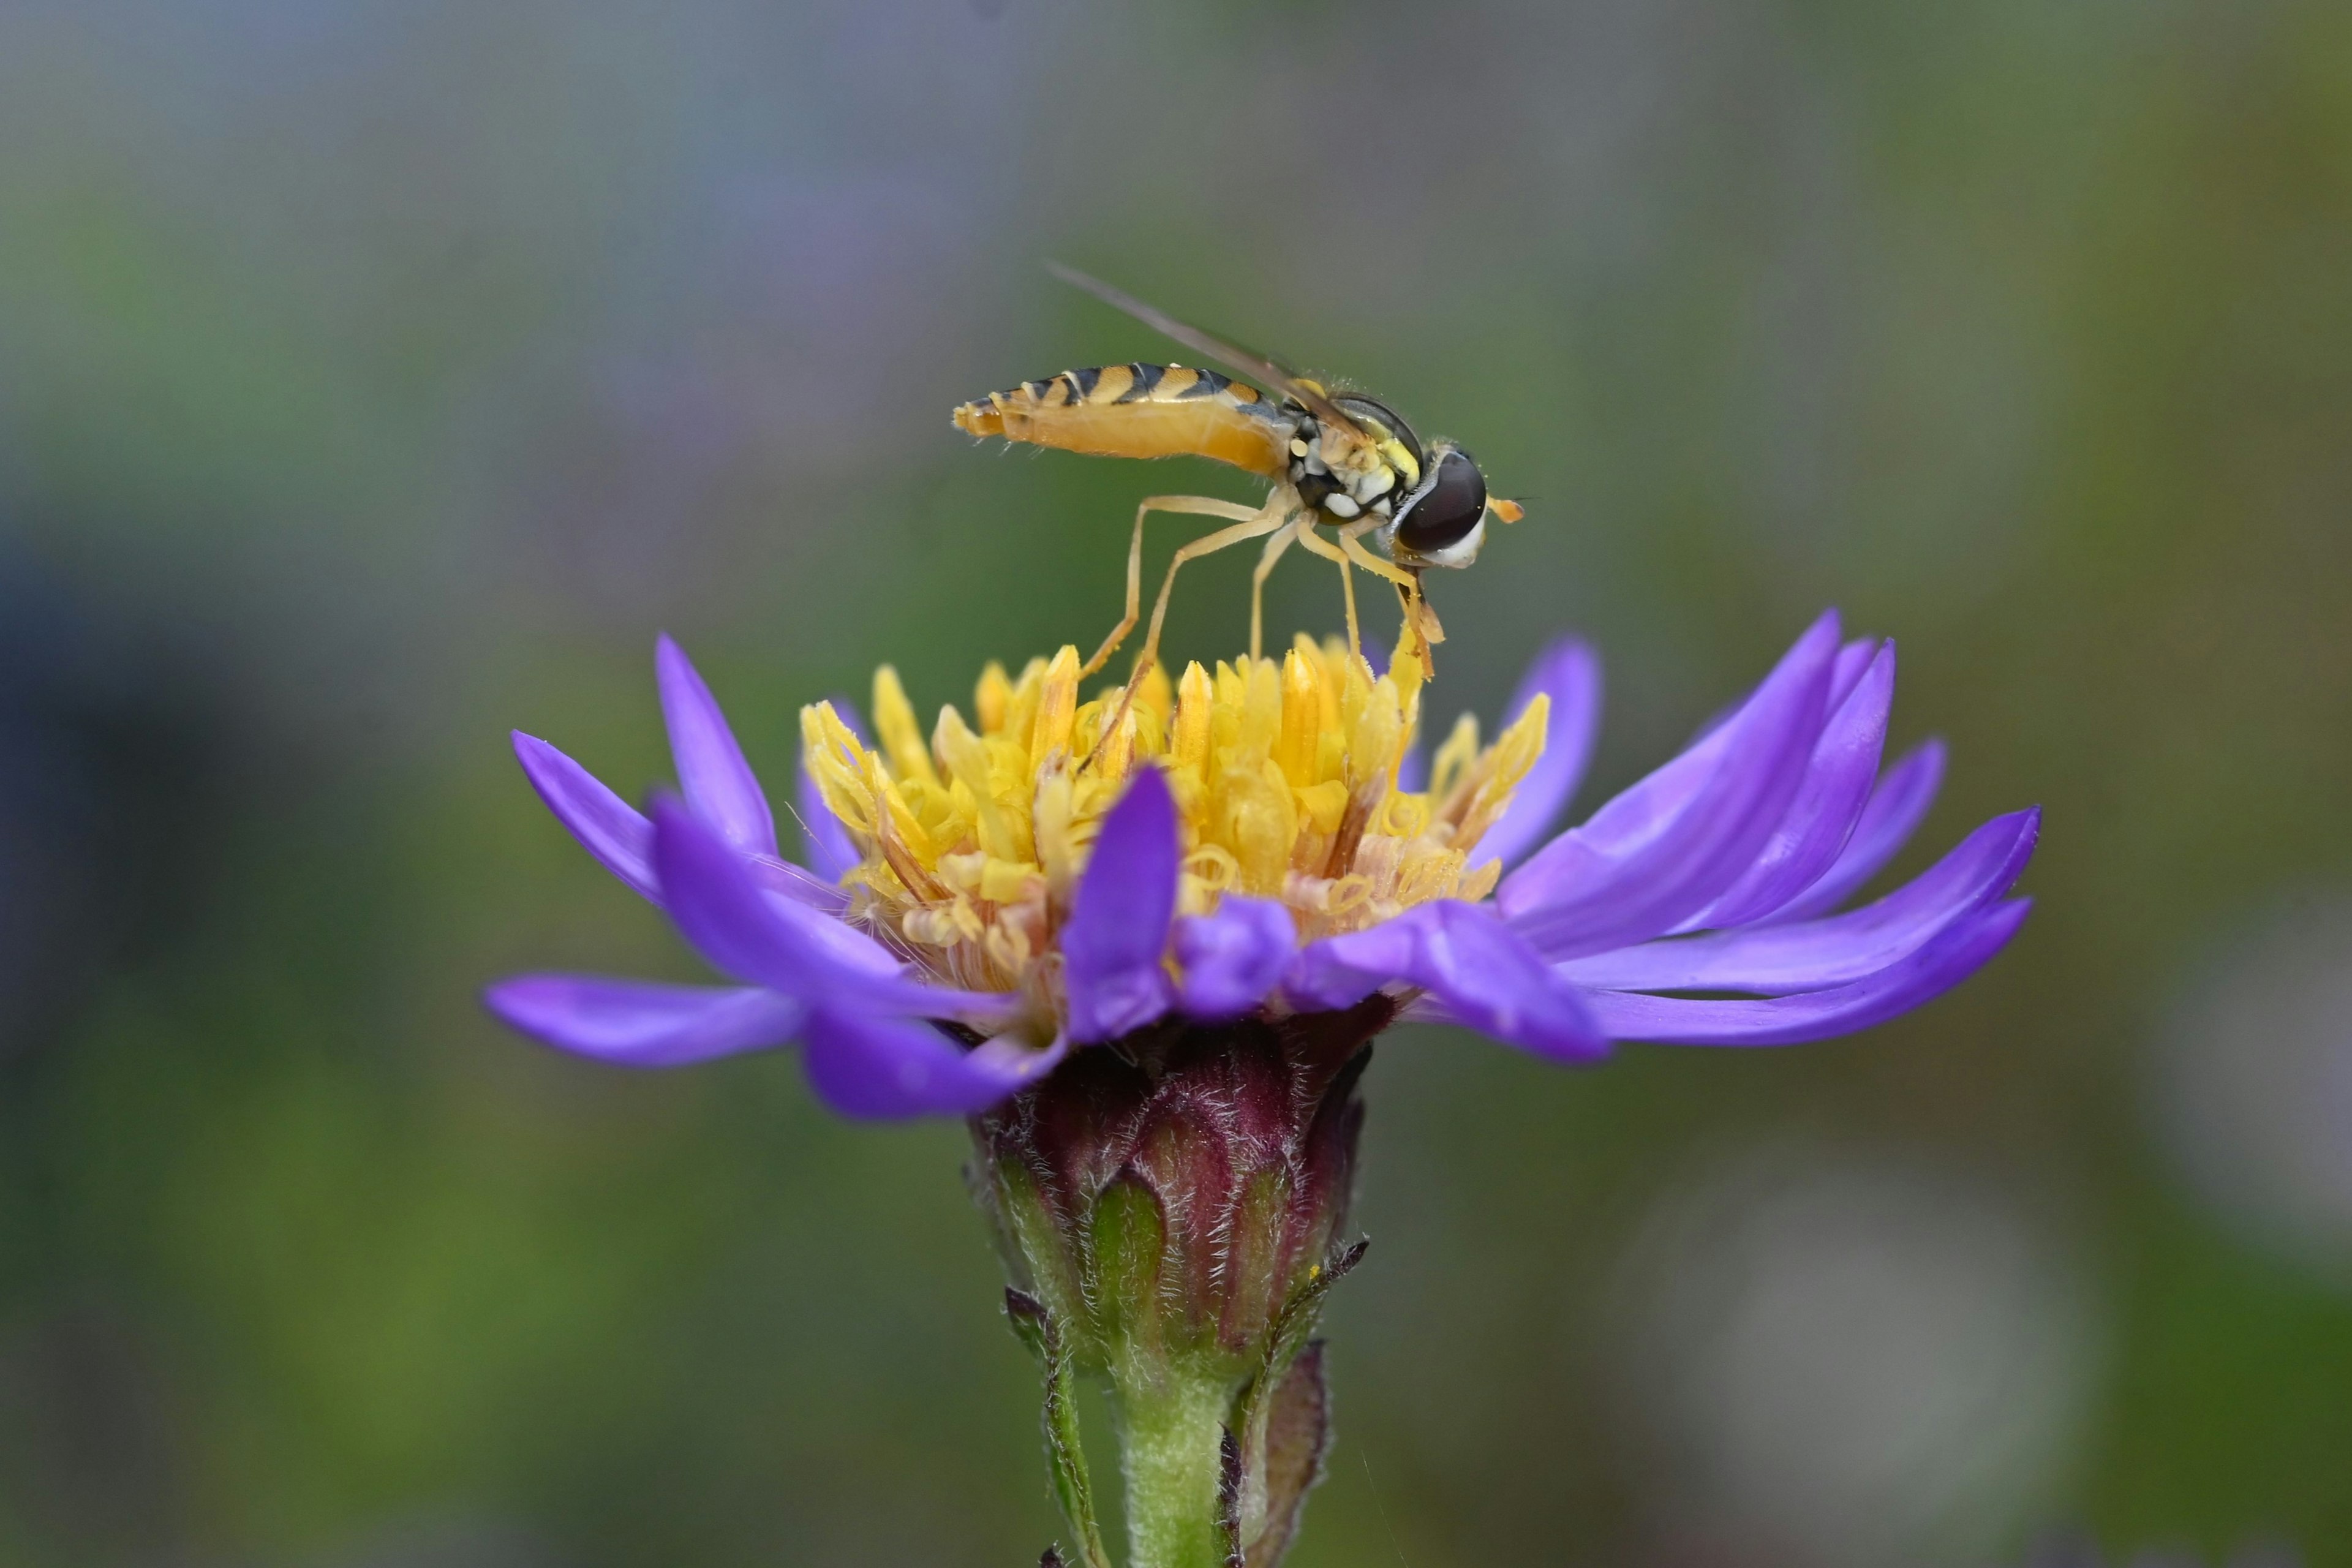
[952, 265, 1521, 688]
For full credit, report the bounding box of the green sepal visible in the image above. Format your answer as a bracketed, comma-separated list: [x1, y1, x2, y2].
[1089, 1172, 1168, 1368]
[1218, 1166, 1292, 1352]
[1006, 1289, 1114, 1568]
[991, 1156, 1088, 1339]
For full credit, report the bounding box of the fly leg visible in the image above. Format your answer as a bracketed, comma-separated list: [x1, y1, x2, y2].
[1291, 522, 1360, 662]
[1248, 515, 1304, 662]
[1084, 496, 1263, 679]
[1084, 494, 1292, 771]
[1133, 493, 1292, 681]
[1336, 518, 1441, 675]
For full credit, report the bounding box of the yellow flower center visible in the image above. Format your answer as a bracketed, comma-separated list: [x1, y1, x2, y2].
[800, 632, 1549, 1017]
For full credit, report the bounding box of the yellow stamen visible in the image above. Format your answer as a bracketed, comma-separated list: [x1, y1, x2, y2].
[1278, 647, 1322, 788]
[1173, 662, 1213, 773]
[872, 666, 940, 790]
[999, 656, 1047, 750]
[934, 704, 1020, 863]
[801, 635, 1552, 1025]
[1429, 713, 1482, 804]
[975, 660, 1012, 735]
[1452, 694, 1549, 850]
[1031, 646, 1080, 765]
[1033, 759, 1077, 900]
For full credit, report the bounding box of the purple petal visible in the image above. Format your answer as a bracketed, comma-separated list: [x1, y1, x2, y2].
[1679, 641, 1894, 932]
[1176, 896, 1297, 1018]
[1062, 769, 1179, 1042]
[801, 1009, 1064, 1118]
[513, 731, 658, 903]
[795, 763, 861, 882]
[1767, 739, 1948, 922]
[1556, 808, 2038, 993]
[656, 635, 777, 857]
[651, 797, 1010, 1019]
[1498, 611, 1842, 959]
[1475, 638, 1603, 870]
[1290, 901, 1607, 1062]
[1579, 898, 2032, 1046]
[1828, 636, 1880, 710]
[484, 975, 804, 1066]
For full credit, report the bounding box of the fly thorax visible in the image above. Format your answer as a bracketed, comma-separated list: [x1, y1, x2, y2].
[1284, 413, 1409, 523]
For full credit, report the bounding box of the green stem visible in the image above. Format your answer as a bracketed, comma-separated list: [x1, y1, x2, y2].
[1115, 1371, 1234, 1568]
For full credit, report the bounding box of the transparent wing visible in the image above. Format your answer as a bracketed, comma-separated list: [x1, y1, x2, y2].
[1047, 262, 1365, 437]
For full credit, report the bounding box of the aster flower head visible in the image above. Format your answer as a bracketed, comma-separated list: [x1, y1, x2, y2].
[491, 610, 2034, 1112]
[486, 610, 2035, 1568]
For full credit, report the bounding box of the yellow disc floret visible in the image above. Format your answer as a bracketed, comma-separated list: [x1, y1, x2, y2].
[800, 631, 1549, 1026]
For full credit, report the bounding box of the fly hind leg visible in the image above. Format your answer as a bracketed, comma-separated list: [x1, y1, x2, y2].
[1083, 496, 1263, 678]
[1131, 494, 1294, 683]
[1248, 517, 1303, 662]
[1083, 496, 1293, 771]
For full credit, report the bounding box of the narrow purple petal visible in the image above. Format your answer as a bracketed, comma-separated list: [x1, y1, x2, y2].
[1475, 638, 1603, 870]
[656, 635, 777, 857]
[1283, 951, 1386, 1016]
[1176, 896, 1296, 1018]
[1498, 611, 1842, 959]
[1578, 899, 2032, 1046]
[1680, 641, 1894, 932]
[651, 797, 1011, 1019]
[513, 731, 658, 903]
[1290, 901, 1607, 1061]
[796, 763, 861, 881]
[484, 975, 804, 1066]
[1063, 769, 1180, 1042]
[1556, 809, 2038, 994]
[1828, 636, 1880, 710]
[801, 1009, 1065, 1118]
[1766, 739, 1948, 922]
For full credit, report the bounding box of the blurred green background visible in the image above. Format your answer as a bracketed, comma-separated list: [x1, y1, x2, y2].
[2, 1, 2348, 1564]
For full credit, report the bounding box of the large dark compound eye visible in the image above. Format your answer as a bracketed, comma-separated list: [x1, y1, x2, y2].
[1393, 450, 1487, 556]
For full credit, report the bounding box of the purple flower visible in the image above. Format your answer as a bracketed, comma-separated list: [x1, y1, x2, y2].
[487, 637, 1057, 1117]
[487, 613, 2035, 1117]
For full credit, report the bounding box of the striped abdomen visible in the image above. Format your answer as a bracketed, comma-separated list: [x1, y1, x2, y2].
[952, 362, 1292, 479]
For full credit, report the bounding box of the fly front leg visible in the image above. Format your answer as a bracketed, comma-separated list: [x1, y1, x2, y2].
[1336, 518, 1441, 674]
[1332, 518, 1420, 597]
[1084, 496, 1264, 678]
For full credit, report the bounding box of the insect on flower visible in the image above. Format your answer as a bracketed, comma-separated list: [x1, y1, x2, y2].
[953, 266, 1523, 695]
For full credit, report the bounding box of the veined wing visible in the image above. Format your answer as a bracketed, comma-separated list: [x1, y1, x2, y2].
[1047, 262, 1367, 439]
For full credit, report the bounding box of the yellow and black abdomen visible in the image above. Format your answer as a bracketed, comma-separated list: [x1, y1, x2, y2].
[952, 362, 1291, 479]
